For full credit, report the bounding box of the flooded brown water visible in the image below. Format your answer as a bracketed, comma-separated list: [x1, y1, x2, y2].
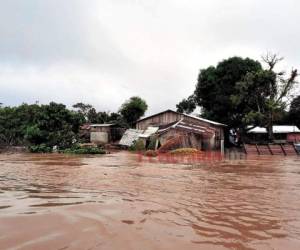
[0, 152, 300, 250]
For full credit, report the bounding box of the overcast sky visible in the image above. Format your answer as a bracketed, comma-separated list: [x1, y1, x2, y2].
[0, 0, 299, 115]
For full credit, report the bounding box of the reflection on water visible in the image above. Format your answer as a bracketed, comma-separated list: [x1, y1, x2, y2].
[0, 152, 300, 249]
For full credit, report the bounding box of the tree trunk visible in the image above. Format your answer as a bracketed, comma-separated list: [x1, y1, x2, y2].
[268, 112, 274, 142]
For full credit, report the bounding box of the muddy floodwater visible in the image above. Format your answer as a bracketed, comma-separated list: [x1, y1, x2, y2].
[0, 152, 300, 250]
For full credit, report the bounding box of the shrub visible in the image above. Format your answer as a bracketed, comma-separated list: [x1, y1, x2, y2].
[61, 145, 105, 154]
[147, 137, 157, 150]
[25, 125, 44, 145]
[28, 144, 52, 153]
[129, 139, 145, 151]
[170, 148, 199, 155]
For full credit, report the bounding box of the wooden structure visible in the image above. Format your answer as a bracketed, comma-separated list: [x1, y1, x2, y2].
[135, 110, 226, 151]
[244, 143, 299, 156]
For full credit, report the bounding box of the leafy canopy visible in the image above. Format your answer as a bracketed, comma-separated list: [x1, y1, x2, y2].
[176, 95, 196, 114]
[232, 54, 298, 139]
[119, 96, 148, 127]
[194, 57, 262, 127]
[0, 102, 84, 148]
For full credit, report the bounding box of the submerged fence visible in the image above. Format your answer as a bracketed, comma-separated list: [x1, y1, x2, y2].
[136, 148, 249, 164]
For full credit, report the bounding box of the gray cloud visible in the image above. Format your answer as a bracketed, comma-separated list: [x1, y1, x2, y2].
[0, 0, 299, 114]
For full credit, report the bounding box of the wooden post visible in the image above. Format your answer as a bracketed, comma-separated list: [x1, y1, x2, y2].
[221, 139, 224, 155]
[155, 139, 159, 150]
[280, 144, 287, 156]
[255, 144, 260, 155]
[268, 144, 273, 155]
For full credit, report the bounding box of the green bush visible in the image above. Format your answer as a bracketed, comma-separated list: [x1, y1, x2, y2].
[61, 145, 106, 154]
[28, 144, 52, 153]
[147, 137, 157, 150]
[129, 139, 145, 151]
[25, 125, 44, 145]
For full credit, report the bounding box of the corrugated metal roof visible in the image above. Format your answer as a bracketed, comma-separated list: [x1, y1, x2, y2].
[157, 120, 215, 136]
[119, 129, 143, 146]
[139, 126, 159, 138]
[136, 109, 177, 123]
[183, 113, 227, 127]
[248, 125, 300, 134]
[136, 109, 226, 127]
[90, 124, 115, 127]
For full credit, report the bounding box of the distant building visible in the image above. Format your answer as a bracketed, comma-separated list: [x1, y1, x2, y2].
[247, 125, 300, 143]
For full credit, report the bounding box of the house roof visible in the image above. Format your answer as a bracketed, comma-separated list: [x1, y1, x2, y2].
[139, 126, 159, 138]
[157, 119, 216, 137]
[248, 125, 300, 134]
[136, 109, 226, 127]
[90, 123, 115, 127]
[183, 113, 227, 127]
[136, 109, 177, 123]
[80, 124, 91, 130]
[119, 129, 143, 146]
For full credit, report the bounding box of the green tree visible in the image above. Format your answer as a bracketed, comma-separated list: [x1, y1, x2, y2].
[289, 95, 300, 128]
[0, 103, 41, 146]
[119, 96, 148, 127]
[24, 125, 44, 145]
[0, 102, 85, 150]
[72, 102, 93, 122]
[194, 57, 262, 128]
[233, 54, 298, 140]
[176, 95, 196, 114]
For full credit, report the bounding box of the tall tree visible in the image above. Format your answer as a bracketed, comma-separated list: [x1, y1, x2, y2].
[233, 53, 298, 140]
[119, 96, 148, 127]
[194, 57, 262, 127]
[72, 102, 93, 122]
[0, 102, 84, 148]
[176, 95, 196, 114]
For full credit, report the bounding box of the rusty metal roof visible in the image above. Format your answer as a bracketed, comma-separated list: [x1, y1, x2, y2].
[136, 109, 226, 127]
[119, 129, 143, 147]
[90, 124, 115, 127]
[157, 120, 215, 136]
[139, 126, 159, 138]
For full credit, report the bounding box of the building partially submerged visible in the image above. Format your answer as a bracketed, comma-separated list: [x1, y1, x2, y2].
[80, 124, 125, 144]
[247, 125, 300, 143]
[119, 110, 226, 151]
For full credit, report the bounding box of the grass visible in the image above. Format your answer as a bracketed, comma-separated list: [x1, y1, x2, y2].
[169, 148, 200, 155]
[61, 146, 106, 155]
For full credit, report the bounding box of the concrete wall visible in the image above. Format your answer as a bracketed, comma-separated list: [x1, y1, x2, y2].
[90, 132, 108, 144]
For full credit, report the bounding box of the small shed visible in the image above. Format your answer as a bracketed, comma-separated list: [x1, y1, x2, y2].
[80, 124, 125, 144]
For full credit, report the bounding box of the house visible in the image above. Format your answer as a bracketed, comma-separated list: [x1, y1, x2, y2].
[80, 124, 125, 144]
[247, 125, 300, 143]
[133, 109, 226, 151]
